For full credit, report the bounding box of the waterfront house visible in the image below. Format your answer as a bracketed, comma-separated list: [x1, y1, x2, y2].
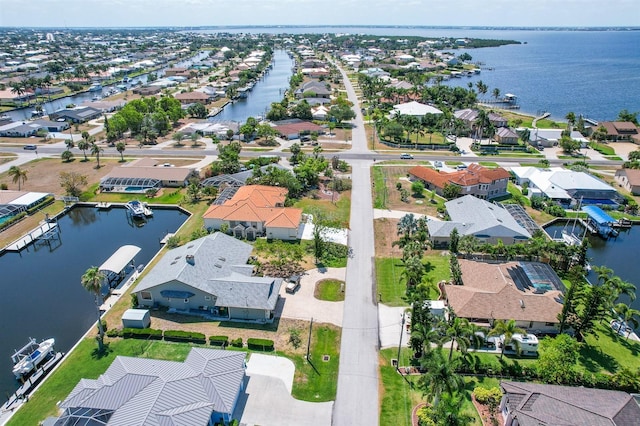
[500, 381, 640, 426]
[599, 121, 640, 143]
[454, 109, 508, 130]
[528, 128, 589, 148]
[55, 348, 246, 425]
[427, 195, 531, 247]
[132, 85, 162, 96]
[391, 101, 443, 117]
[0, 190, 52, 220]
[294, 81, 332, 99]
[203, 185, 303, 241]
[99, 158, 196, 193]
[442, 260, 564, 334]
[49, 106, 102, 124]
[511, 167, 620, 206]
[174, 91, 211, 105]
[134, 232, 282, 322]
[408, 164, 510, 200]
[615, 168, 640, 195]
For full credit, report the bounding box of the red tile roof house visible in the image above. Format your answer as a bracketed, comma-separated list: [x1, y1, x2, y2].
[203, 185, 303, 240]
[409, 163, 511, 200]
[615, 168, 640, 195]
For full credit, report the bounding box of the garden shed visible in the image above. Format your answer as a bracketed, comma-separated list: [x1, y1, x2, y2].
[122, 309, 151, 329]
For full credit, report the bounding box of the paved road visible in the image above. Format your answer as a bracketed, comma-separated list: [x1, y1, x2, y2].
[332, 65, 380, 426]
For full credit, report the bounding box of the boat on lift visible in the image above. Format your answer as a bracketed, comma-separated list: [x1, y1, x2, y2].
[12, 338, 55, 379]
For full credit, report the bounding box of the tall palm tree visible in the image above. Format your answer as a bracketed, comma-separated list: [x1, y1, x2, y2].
[8, 166, 28, 190]
[418, 351, 463, 407]
[116, 142, 126, 162]
[90, 142, 104, 168]
[77, 139, 89, 161]
[435, 392, 474, 426]
[81, 266, 106, 351]
[488, 319, 525, 360]
[614, 303, 640, 339]
[446, 315, 473, 361]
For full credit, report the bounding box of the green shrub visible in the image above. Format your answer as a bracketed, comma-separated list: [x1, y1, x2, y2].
[247, 338, 274, 351]
[106, 328, 122, 338]
[230, 337, 243, 348]
[122, 328, 163, 340]
[0, 211, 27, 232]
[26, 195, 55, 215]
[97, 320, 108, 334]
[209, 335, 229, 347]
[472, 387, 502, 405]
[164, 330, 206, 344]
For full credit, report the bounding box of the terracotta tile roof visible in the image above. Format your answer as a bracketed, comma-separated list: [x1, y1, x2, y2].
[203, 185, 302, 230]
[409, 164, 510, 189]
[175, 91, 210, 101]
[443, 260, 563, 324]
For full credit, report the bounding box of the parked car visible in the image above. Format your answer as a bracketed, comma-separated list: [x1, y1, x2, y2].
[456, 164, 468, 171]
[285, 275, 301, 294]
[23, 144, 37, 150]
[434, 160, 443, 168]
[400, 153, 414, 159]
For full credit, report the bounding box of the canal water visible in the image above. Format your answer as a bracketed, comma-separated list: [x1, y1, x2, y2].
[4, 51, 210, 122]
[212, 49, 294, 123]
[0, 206, 188, 397]
[544, 222, 640, 316]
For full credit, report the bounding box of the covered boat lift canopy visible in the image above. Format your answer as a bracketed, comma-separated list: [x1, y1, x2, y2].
[99, 245, 141, 285]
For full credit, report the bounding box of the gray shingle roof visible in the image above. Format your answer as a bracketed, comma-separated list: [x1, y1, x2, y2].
[58, 348, 246, 425]
[134, 232, 282, 310]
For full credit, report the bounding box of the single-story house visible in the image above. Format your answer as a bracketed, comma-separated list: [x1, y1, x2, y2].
[134, 232, 282, 322]
[54, 348, 246, 425]
[133, 85, 162, 96]
[0, 190, 52, 221]
[174, 91, 211, 105]
[598, 121, 640, 143]
[0, 121, 43, 137]
[272, 119, 324, 140]
[295, 81, 332, 99]
[31, 118, 70, 132]
[391, 101, 443, 117]
[529, 128, 589, 148]
[428, 195, 531, 247]
[442, 260, 565, 333]
[99, 158, 197, 193]
[511, 167, 620, 206]
[615, 168, 640, 195]
[49, 106, 102, 123]
[500, 381, 640, 426]
[203, 185, 303, 241]
[494, 127, 519, 144]
[454, 109, 508, 130]
[409, 163, 510, 200]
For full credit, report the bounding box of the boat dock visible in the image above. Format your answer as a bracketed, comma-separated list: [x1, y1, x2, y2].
[0, 352, 64, 414]
[3, 221, 59, 252]
[96, 202, 112, 210]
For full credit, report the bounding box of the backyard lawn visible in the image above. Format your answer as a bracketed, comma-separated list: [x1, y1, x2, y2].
[376, 254, 448, 306]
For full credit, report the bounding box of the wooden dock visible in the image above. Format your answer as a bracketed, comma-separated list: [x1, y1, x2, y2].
[3, 222, 58, 252]
[96, 202, 112, 209]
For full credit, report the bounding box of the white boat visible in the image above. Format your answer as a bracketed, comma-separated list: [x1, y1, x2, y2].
[125, 200, 146, 218]
[89, 83, 103, 92]
[142, 202, 153, 217]
[12, 338, 55, 378]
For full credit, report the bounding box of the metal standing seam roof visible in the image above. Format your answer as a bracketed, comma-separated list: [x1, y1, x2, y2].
[99, 245, 141, 274]
[582, 205, 616, 225]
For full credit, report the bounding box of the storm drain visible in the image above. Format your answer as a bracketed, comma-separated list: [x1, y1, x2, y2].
[322, 355, 330, 362]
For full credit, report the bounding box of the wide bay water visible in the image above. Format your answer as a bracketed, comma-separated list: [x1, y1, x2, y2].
[0, 206, 188, 397]
[199, 26, 640, 122]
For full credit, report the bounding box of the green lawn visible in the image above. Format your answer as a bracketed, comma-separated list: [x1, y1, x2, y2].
[478, 162, 499, 167]
[579, 322, 640, 374]
[293, 194, 351, 227]
[287, 325, 341, 401]
[604, 156, 623, 161]
[372, 166, 387, 209]
[314, 279, 345, 301]
[9, 326, 342, 425]
[445, 160, 463, 166]
[589, 142, 615, 155]
[376, 255, 448, 306]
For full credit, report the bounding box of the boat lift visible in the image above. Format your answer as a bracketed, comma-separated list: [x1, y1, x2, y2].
[99, 245, 141, 290]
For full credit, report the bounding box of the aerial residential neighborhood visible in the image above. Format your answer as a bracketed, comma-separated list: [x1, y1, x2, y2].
[0, 24, 639, 426]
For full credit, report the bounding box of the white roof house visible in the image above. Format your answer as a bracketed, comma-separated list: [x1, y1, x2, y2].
[392, 101, 443, 117]
[428, 195, 531, 246]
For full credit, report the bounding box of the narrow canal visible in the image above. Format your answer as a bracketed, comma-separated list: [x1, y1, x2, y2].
[212, 49, 294, 122]
[0, 206, 188, 397]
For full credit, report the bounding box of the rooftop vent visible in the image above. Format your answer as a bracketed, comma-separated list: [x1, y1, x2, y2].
[185, 254, 195, 265]
[214, 263, 222, 268]
[520, 299, 525, 309]
[218, 257, 226, 262]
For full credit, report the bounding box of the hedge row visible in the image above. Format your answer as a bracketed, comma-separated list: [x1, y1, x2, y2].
[107, 329, 276, 352]
[0, 211, 26, 232]
[247, 338, 274, 351]
[26, 196, 55, 215]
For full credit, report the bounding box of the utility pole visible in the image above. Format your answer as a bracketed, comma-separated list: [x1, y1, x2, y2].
[396, 312, 406, 374]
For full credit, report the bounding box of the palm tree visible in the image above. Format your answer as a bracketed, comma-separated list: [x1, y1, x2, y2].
[614, 303, 640, 339]
[488, 319, 525, 360]
[446, 315, 473, 361]
[77, 139, 89, 161]
[474, 109, 490, 142]
[90, 142, 104, 168]
[492, 87, 501, 101]
[81, 266, 106, 351]
[8, 166, 28, 190]
[435, 392, 474, 426]
[418, 351, 463, 407]
[116, 142, 126, 162]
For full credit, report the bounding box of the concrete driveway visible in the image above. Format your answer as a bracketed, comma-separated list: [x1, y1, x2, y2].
[378, 303, 410, 349]
[234, 354, 333, 426]
[276, 267, 345, 326]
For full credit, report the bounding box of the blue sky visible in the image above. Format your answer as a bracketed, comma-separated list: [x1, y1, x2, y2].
[0, 0, 638, 28]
